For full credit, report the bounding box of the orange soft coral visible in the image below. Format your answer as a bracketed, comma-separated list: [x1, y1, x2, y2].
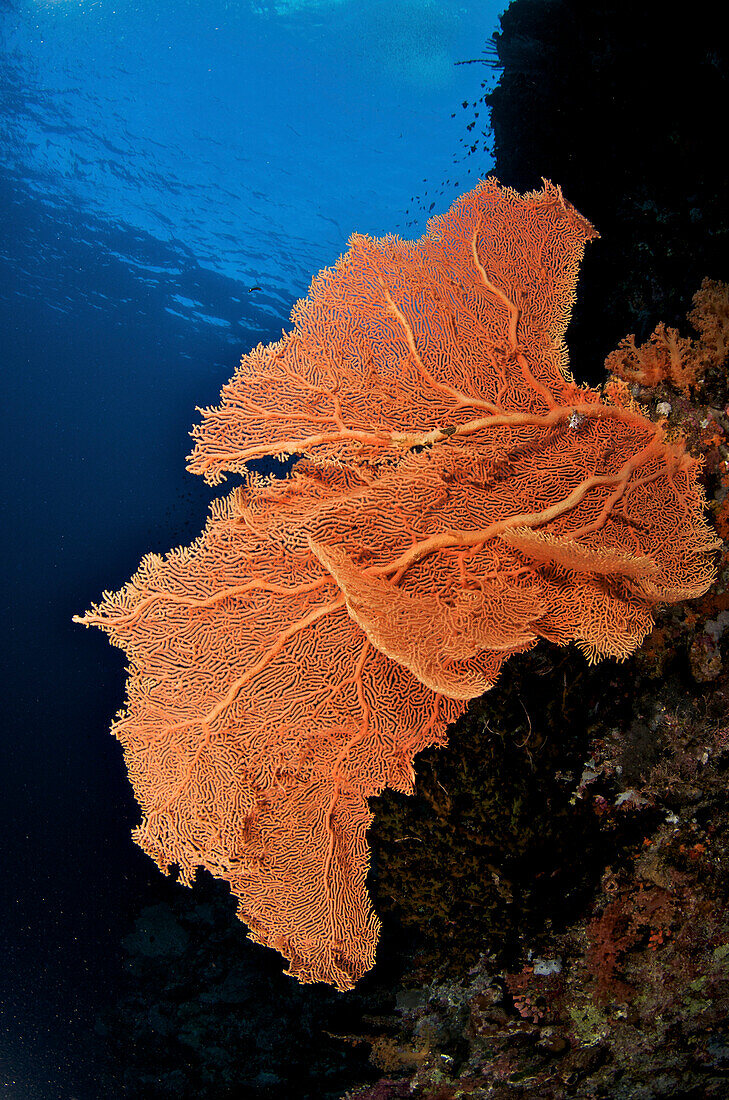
[606, 278, 729, 394]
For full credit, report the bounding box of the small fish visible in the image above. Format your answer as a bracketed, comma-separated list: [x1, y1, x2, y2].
[249, 285, 262, 293]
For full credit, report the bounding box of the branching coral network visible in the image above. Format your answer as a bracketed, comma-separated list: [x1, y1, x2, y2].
[75, 178, 719, 990]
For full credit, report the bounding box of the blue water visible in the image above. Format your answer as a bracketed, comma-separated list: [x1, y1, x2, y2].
[1, 0, 501, 1094]
[2, 0, 495, 335]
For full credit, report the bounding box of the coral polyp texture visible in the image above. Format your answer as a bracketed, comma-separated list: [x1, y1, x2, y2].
[75, 179, 719, 990]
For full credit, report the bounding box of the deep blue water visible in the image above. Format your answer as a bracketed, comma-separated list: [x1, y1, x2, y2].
[1, 1, 501, 1095]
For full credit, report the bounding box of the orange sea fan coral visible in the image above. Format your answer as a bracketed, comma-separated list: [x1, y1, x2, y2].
[75, 179, 719, 990]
